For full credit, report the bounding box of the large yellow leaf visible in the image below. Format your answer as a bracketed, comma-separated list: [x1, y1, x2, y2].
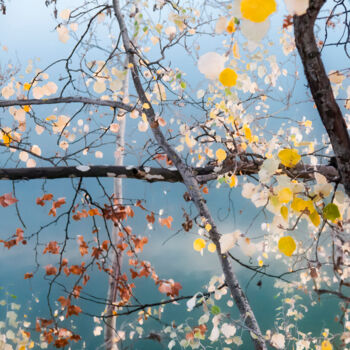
[216, 148, 227, 162]
[193, 238, 206, 251]
[278, 236, 296, 257]
[321, 340, 333, 350]
[240, 0, 277, 23]
[219, 68, 238, 87]
[278, 148, 301, 168]
[277, 188, 293, 203]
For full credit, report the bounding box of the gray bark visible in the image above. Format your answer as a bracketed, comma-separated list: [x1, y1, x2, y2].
[294, 0, 350, 196]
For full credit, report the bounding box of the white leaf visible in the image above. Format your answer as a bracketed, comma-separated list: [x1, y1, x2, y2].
[198, 52, 226, 80]
[271, 333, 285, 349]
[242, 183, 257, 199]
[209, 326, 220, 342]
[93, 80, 106, 94]
[60, 9, 71, 21]
[198, 313, 210, 324]
[93, 326, 103, 336]
[284, 0, 309, 15]
[221, 323, 236, 338]
[238, 237, 257, 257]
[168, 340, 176, 349]
[186, 293, 199, 311]
[57, 25, 70, 43]
[215, 17, 227, 34]
[241, 18, 270, 42]
[219, 231, 240, 254]
[165, 26, 176, 36]
[315, 172, 327, 184]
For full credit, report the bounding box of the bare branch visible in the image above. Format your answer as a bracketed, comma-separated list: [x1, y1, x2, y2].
[0, 97, 134, 111]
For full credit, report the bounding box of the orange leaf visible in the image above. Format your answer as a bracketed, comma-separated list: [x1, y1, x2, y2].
[159, 216, 173, 229]
[45, 265, 57, 276]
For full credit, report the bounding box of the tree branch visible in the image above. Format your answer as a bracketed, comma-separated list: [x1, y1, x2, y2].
[112, 1, 267, 348]
[0, 97, 134, 111]
[0, 163, 339, 183]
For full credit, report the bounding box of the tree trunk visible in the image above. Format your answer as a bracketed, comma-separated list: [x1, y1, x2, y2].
[294, 0, 350, 197]
[104, 65, 129, 350]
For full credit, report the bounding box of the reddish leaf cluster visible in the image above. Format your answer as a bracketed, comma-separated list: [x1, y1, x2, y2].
[0, 192, 18, 207]
[146, 211, 155, 224]
[72, 208, 89, 221]
[77, 235, 88, 256]
[132, 236, 148, 253]
[36, 193, 53, 206]
[0, 228, 25, 249]
[159, 216, 173, 229]
[283, 15, 293, 29]
[57, 296, 82, 318]
[45, 264, 57, 276]
[186, 324, 207, 341]
[157, 280, 182, 297]
[102, 201, 134, 224]
[43, 241, 60, 254]
[36, 319, 81, 349]
[36, 194, 66, 217]
[49, 198, 66, 217]
[153, 153, 173, 166]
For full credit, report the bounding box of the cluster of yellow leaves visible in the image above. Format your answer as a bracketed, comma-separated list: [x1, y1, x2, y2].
[193, 238, 216, 253]
[291, 197, 320, 227]
[2, 130, 12, 146]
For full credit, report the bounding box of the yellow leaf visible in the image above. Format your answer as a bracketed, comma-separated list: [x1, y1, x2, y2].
[216, 148, 227, 162]
[46, 115, 57, 121]
[226, 19, 236, 33]
[243, 125, 253, 142]
[23, 82, 31, 91]
[278, 236, 296, 257]
[2, 131, 12, 146]
[219, 68, 238, 87]
[278, 148, 301, 168]
[193, 238, 206, 251]
[321, 340, 333, 350]
[240, 0, 277, 23]
[270, 195, 280, 208]
[232, 42, 240, 59]
[291, 197, 314, 213]
[205, 223, 212, 231]
[277, 188, 293, 204]
[229, 175, 237, 188]
[309, 210, 320, 227]
[208, 243, 216, 253]
[280, 205, 288, 221]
